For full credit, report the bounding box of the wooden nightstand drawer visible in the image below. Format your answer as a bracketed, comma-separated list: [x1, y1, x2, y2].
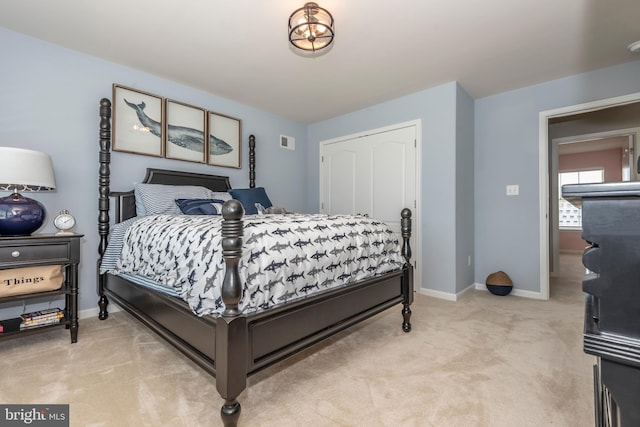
[0, 242, 72, 267]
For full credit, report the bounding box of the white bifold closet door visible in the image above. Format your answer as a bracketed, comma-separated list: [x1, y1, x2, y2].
[320, 125, 416, 235]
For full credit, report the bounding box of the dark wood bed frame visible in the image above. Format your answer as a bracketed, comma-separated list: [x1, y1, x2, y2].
[97, 98, 414, 426]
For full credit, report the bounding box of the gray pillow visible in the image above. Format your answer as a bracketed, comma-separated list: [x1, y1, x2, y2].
[134, 183, 220, 215]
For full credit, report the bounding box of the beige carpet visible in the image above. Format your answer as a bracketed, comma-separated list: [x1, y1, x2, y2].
[0, 254, 594, 426]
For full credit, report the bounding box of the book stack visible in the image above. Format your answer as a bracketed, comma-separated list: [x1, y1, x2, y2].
[20, 308, 64, 329]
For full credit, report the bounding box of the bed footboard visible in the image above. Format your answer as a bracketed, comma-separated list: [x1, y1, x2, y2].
[216, 201, 414, 427]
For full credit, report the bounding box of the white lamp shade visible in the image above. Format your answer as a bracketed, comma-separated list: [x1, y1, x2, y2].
[0, 147, 56, 191]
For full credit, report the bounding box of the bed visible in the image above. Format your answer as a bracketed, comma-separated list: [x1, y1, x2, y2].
[96, 98, 414, 426]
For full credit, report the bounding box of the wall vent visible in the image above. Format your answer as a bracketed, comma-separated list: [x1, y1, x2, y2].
[280, 135, 295, 150]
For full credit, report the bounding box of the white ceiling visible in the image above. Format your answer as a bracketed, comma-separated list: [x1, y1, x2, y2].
[1, 0, 639, 123]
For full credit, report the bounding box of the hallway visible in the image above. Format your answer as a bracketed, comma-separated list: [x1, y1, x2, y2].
[550, 252, 586, 301]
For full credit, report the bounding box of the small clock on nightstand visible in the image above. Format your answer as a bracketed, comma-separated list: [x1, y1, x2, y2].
[53, 209, 76, 235]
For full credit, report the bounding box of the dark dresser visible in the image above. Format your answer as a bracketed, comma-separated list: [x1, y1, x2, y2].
[563, 182, 640, 427]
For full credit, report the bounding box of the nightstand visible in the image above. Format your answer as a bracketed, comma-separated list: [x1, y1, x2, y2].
[0, 233, 82, 343]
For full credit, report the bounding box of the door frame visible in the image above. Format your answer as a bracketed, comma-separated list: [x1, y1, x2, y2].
[538, 92, 640, 299]
[319, 120, 422, 295]
[550, 127, 640, 276]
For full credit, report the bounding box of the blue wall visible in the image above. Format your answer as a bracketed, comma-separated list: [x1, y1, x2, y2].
[2, 25, 640, 319]
[455, 86, 475, 293]
[0, 28, 307, 315]
[308, 60, 640, 298]
[308, 82, 470, 296]
[475, 61, 640, 294]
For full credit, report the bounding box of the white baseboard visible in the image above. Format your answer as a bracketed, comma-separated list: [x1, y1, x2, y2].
[418, 287, 456, 301]
[474, 282, 546, 300]
[417, 283, 476, 302]
[455, 283, 476, 299]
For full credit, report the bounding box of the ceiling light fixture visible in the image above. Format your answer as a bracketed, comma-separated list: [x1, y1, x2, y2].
[288, 2, 334, 53]
[629, 40, 640, 53]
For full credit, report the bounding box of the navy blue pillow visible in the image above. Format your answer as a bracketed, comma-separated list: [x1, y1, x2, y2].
[175, 199, 227, 215]
[228, 187, 272, 215]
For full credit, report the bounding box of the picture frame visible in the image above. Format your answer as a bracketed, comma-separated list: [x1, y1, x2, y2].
[112, 84, 163, 157]
[164, 99, 206, 163]
[207, 112, 241, 168]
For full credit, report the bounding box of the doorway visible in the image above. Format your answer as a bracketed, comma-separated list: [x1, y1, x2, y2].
[539, 93, 640, 299]
[550, 128, 639, 278]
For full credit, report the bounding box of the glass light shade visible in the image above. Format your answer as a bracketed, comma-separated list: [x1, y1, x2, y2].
[0, 147, 56, 236]
[288, 2, 335, 52]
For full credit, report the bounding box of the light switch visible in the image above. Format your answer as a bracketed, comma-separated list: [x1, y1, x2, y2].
[506, 185, 519, 196]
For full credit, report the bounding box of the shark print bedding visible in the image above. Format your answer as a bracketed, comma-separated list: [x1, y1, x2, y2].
[101, 213, 405, 317]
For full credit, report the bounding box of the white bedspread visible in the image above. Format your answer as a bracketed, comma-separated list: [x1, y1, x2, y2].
[102, 214, 405, 316]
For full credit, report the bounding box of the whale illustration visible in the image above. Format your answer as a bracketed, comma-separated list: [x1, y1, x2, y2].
[123, 99, 233, 155]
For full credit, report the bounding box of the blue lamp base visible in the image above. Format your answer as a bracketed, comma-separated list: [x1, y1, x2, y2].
[0, 192, 46, 236]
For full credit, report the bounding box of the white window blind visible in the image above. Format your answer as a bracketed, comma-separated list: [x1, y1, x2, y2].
[559, 169, 604, 229]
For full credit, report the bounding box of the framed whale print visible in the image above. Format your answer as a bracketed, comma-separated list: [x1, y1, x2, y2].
[112, 84, 163, 157]
[207, 112, 241, 168]
[164, 99, 206, 163]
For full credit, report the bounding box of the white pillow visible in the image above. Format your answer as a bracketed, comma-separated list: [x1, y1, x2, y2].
[134, 183, 219, 215]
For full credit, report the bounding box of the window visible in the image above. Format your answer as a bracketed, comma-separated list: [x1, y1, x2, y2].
[559, 169, 604, 229]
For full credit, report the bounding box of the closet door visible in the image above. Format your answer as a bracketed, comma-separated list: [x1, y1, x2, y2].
[320, 125, 416, 234]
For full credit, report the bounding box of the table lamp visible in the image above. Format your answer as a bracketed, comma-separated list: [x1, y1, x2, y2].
[0, 147, 56, 236]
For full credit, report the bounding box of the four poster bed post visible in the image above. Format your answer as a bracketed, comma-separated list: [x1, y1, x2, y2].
[97, 98, 111, 320]
[96, 97, 413, 426]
